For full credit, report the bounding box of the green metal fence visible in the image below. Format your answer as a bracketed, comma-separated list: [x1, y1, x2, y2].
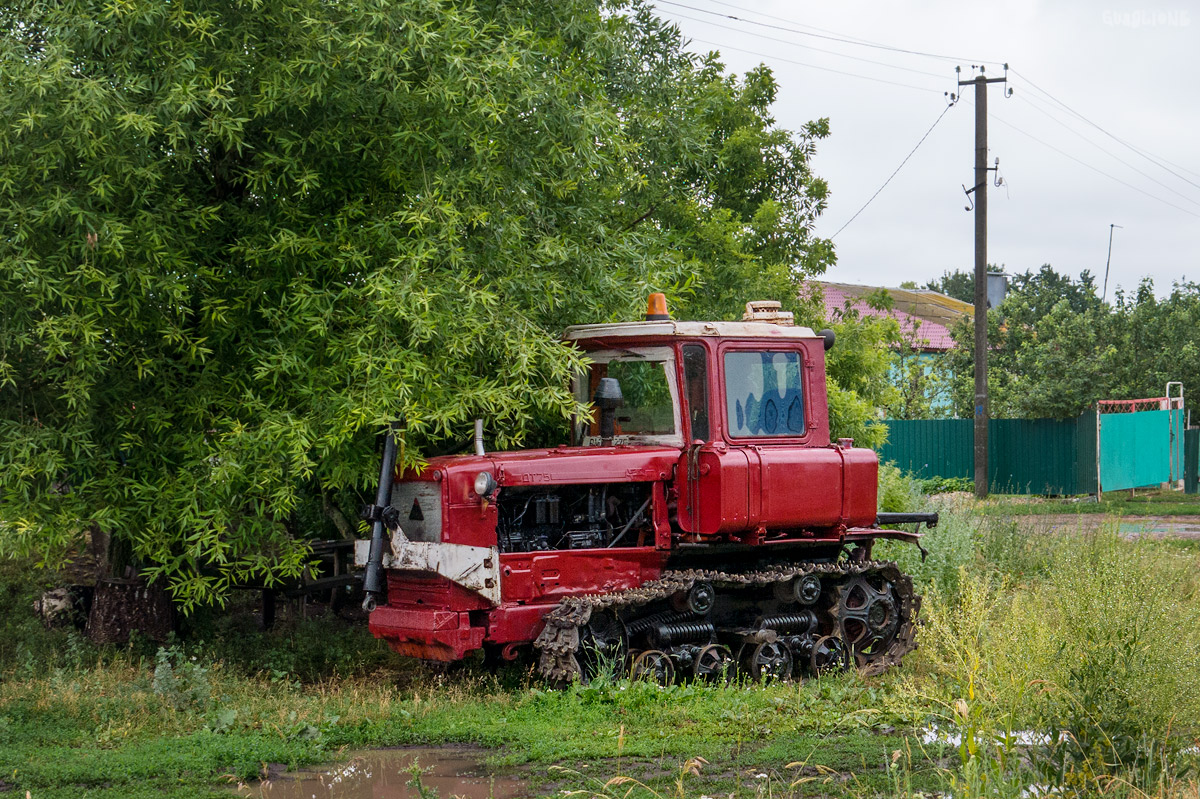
[878, 414, 1097, 495]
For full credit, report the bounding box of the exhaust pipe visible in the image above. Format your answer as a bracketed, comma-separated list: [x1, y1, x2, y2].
[361, 421, 402, 612]
[474, 419, 485, 456]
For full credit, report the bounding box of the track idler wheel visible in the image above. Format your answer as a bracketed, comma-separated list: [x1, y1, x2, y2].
[630, 650, 675, 685]
[741, 640, 792, 682]
[774, 574, 822, 605]
[692, 644, 734, 681]
[794, 575, 822, 605]
[809, 634, 850, 675]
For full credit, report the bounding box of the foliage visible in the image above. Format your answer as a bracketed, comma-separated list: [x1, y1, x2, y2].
[944, 265, 1200, 420]
[944, 267, 1103, 418]
[982, 488, 1200, 518]
[3, 517, 1200, 798]
[874, 494, 980, 596]
[816, 286, 901, 449]
[151, 644, 210, 711]
[920, 476, 974, 495]
[885, 319, 955, 420]
[876, 462, 922, 514]
[925, 269, 975, 304]
[912, 522, 1200, 796]
[0, 0, 840, 605]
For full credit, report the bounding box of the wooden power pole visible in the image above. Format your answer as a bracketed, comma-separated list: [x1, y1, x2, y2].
[957, 65, 1010, 499]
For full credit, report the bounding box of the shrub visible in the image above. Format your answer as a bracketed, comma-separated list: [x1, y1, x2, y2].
[919, 476, 975, 495]
[875, 494, 980, 595]
[152, 644, 211, 710]
[877, 462, 923, 513]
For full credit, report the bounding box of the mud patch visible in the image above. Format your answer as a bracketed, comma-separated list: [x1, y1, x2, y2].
[235, 746, 526, 799]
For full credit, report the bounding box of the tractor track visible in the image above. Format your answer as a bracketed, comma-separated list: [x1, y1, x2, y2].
[533, 559, 919, 684]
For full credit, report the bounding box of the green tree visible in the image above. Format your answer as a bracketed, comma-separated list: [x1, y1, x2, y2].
[0, 0, 845, 605]
[1105, 279, 1200, 400]
[925, 269, 974, 303]
[817, 288, 900, 447]
[946, 266, 1108, 419]
[884, 319, 954, 420]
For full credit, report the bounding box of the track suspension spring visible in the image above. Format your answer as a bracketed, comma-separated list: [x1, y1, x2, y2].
[650, 621, 715, 648]
[627, 609, 696, 635]
[757, 611, 819, 634]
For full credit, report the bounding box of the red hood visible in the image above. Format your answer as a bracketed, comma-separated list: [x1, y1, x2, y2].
[401, 445, 681, 503]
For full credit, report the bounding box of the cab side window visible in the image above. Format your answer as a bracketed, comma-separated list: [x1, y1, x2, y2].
[682, 345, 710, 441]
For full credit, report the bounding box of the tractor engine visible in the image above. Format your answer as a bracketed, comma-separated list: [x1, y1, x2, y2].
[356, 297, 935, 682]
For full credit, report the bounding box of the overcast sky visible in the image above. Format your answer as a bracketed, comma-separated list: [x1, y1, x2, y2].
[650, 0, 1199, 299]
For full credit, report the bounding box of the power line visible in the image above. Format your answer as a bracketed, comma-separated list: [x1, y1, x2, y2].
[1013, 92, 1200, 209]
[656, 2, 1200, 221]
[831, 103, 954, 239]
[1010, 68, 1200, 192]
[660, 4, 1199, 202]
[699, 0, 902, 49]
[687, 37, 944, 94]
[981, 103, 1200, 219]
[665, 10, 948, 80]
[653, 0, 1004, 65]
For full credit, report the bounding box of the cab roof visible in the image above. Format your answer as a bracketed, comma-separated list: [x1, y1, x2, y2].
[564, 320, 819, 341]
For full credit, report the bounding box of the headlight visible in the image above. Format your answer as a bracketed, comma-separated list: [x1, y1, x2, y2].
[473, 470, 498, 498]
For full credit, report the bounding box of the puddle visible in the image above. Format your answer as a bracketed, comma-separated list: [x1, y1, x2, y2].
[235, 747, 527, 799]
[919, 724, 1053, 748]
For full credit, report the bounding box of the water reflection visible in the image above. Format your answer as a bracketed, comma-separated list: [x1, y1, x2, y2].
[236, 747, 526, 799]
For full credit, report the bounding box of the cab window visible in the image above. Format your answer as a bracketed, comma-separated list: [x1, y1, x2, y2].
[724, 351, 805, 437]
[573, 347, 681, 446]
[682, 344, 710, 441]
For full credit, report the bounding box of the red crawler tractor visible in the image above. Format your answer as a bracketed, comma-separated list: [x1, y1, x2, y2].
[356, 296, 936, 682]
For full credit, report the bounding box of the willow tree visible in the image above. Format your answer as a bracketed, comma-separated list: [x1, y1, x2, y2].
[0, 0, 845, 606]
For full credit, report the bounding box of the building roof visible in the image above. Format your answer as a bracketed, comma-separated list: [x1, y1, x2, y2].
[812, 281, 972, 352]
[564, 320, 819, 341]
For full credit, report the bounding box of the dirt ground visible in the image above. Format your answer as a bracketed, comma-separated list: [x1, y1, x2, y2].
[1016, 514, 1200, 539]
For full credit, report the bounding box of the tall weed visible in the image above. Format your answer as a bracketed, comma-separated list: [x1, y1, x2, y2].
[875, 494, 981, 595]
[152, 644, 211, 710]
[1029, 532, 1200, 788]
[912, 526, 1200, 794]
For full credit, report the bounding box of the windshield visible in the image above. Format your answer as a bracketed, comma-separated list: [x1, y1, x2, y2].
[573, 347, 681, 446]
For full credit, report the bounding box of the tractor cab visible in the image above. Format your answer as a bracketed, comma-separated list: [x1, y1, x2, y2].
[566, 296, 832, 450]
[563, 295, 876, 538]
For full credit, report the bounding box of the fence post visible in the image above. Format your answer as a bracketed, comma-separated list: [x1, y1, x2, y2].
[1186, 428, 1199, 495]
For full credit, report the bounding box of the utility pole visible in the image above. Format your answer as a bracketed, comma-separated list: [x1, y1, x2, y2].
[956, 65, 1010, 499]
[1102, 223, 1122, 303]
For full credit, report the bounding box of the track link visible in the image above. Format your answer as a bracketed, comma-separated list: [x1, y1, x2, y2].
[533, 560, 920, 684]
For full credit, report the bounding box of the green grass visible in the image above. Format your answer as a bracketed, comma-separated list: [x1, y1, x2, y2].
[980, 487, 1200, 517]
[4, 499, 1200, 798]
[0, 657, 949, 798]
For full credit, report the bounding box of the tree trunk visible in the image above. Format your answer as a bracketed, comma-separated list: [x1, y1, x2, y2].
[85, 578, 173, 645]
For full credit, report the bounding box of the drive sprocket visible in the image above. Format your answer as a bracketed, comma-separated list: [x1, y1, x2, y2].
[830, 563, 920, 676]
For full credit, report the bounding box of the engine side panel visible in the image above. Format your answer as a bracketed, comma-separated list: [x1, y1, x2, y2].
[498, 548, 665, 605]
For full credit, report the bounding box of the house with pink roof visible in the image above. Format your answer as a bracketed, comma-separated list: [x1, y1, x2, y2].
[808, 281, 974, 416]
[811, 281, 972, 352]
